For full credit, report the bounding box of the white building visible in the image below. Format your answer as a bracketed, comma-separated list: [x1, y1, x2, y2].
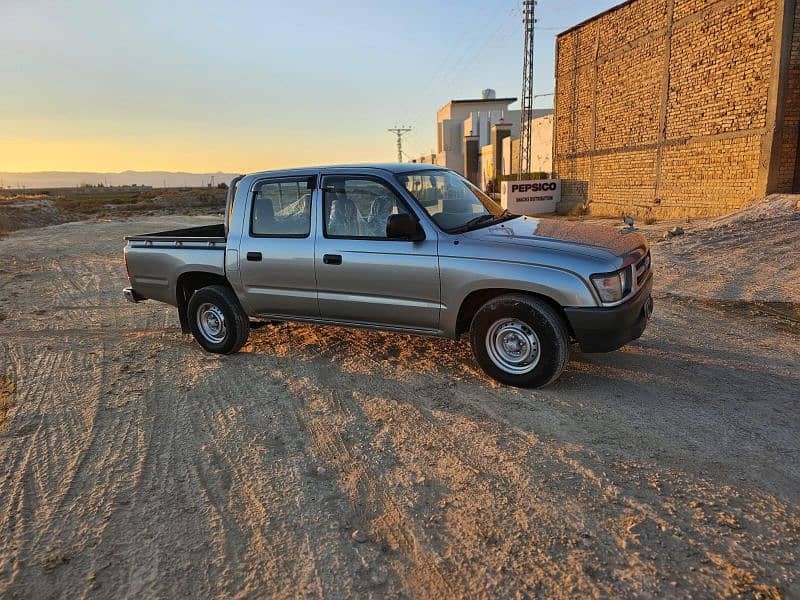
[499, 113, 553, 177]
[413, 89, 553, 190]
[434, 90, 517, 184]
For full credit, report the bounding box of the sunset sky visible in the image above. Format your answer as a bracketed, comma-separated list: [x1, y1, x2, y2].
[1, 0, 619, 173]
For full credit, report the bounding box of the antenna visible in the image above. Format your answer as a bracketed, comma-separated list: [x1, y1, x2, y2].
[518, 0, 537, 179]
[388, 126, 413, 163]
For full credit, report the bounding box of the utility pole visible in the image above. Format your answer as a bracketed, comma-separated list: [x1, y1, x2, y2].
[388, 126, 412, 163]
[518, 0, 537, 179]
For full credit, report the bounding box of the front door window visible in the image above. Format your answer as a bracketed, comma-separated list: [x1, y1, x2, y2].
[323, 177, 409, 239]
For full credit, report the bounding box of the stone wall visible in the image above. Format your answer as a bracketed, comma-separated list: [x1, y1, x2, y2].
[554, 0, 798, 218]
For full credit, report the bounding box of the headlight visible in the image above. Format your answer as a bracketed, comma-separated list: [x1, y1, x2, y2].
[591, 267, 631, 303]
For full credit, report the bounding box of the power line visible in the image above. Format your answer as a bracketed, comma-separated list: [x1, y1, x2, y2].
[396, 2, 502, 127]
[400, 4, 520, 143]
[518, 0, 537, 178]
[432, 5, 519, 101]
[387, 126, 413, 163]
[394, 1, 553, 164]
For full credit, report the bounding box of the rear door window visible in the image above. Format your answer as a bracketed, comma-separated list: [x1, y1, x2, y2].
[251, 177, 315, 237]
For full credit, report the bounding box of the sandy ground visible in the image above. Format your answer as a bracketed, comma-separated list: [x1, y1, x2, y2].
[0, 214, 798, 599]
[652, 195, 800, 303]
[0, 189, 225, 237]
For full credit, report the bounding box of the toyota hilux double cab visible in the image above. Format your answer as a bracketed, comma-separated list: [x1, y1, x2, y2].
[123, 164, 653, 388]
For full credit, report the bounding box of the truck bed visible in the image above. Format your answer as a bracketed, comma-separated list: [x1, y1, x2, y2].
[123, 223, 227, 307]
[125, 223, 226, 243]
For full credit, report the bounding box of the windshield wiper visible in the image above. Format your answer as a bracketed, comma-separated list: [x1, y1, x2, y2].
[450, 211, 516, 233]
[450, 214, 496, 233]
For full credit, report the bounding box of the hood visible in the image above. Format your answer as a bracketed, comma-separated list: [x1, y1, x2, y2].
[466, 216, 648, 262]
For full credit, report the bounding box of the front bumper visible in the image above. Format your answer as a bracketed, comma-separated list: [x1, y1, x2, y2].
[123, 287, 146, 304]
[564, 274, 653, 353]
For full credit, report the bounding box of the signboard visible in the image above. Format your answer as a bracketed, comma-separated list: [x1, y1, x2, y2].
[500, 179, 561, 215]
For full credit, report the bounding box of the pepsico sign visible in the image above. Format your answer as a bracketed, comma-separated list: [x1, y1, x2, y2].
[500, 179, 561, 215]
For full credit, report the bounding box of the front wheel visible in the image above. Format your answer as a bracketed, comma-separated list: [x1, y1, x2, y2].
[187, 285, 250, 354]
[469, 294, 570, 388]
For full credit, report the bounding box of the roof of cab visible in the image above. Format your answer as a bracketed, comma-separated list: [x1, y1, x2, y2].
[245, 163, 449, 179]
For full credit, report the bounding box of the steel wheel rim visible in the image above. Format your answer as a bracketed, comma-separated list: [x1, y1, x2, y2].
[197, 303, 227, 344]
[485, 318, 541, 375]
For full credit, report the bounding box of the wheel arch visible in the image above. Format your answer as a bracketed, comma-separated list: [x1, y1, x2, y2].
[454, 288, 575, 339]
[176, 270, 233, 333]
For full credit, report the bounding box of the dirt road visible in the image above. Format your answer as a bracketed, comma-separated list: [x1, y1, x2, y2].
[0, 216, 798, 598]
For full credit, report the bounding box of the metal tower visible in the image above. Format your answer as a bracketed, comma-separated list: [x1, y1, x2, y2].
[518, 0, 537, 179]
[388, 126, 412, 163]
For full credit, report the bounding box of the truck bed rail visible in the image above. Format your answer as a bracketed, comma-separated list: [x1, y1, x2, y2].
[125, 223, 226, 245]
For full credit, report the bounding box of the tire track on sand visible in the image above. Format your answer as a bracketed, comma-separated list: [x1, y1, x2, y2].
[264, 368, 456, 599]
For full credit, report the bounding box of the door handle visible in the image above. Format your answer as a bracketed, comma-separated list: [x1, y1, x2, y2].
[323, 254, 342, 265]
[246, 252, 262, 261]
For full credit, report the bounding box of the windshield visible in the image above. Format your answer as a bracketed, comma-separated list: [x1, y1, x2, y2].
[397, 170, 509, 232]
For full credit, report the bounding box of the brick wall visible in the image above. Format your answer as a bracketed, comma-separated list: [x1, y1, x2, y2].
[776, 0, 800, 190]
[554, 0, 795, 218]
[666, 1, 775, 139]
[659, 135, 763, 213]
[786, 0, 800, 193]
[595, 37, 664, 149]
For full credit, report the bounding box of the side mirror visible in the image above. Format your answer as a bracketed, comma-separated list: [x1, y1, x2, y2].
[386, 214, 425, 241]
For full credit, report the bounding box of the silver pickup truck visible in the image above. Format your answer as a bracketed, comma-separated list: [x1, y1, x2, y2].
[124, 164, 652, 388]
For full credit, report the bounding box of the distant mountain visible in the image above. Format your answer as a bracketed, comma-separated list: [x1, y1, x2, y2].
[0, 170, 242, 190]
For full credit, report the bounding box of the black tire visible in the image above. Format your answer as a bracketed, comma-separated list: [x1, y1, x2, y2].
[186, 285, 250, 354]
[469, 294, 570, 388]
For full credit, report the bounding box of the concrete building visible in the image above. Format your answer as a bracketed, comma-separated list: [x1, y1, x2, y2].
[554, 0, 800, 217]
[435, 91, 519, 185]
[481, 112, 553, 189]
[413, 90, 553, 189]
[500, 113, 554, 178]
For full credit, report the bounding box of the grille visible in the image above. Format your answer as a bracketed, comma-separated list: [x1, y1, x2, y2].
[635, 252, 651, 287]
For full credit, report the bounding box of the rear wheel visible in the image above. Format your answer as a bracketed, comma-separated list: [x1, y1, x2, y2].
[469, 294, 570, 388]
[187, 285, 249, 354]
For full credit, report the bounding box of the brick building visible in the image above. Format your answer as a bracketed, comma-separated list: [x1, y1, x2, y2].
[554, 0, 800, 217]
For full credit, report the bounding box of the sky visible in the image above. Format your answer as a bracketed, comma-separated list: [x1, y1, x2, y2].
[0, 0, 621, 173]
